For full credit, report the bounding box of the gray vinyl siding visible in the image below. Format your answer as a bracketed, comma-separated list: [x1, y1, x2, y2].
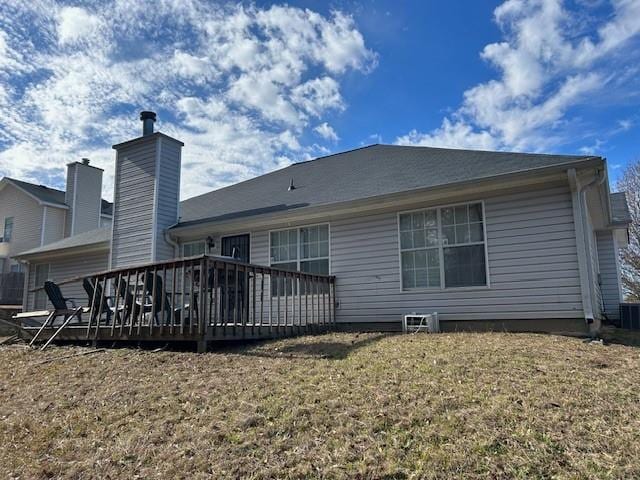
[111, 136, 181, 268]
[26, 251, 108, 311]
[110, 139, 157, 268]
[154, 136, 182, 261]
[42, 207, 66, 246]
[250, 182, 584, 324]
[64, 168, 75, 237]
[596, 230, 622, 320]
[68, 164, 102, 236]
[0, 183, 45, 273]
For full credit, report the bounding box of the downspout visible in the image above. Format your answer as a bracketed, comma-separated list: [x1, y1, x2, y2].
[569, 167, 605, 331]
[164, 230, 180, 259]
[581, 169, 606, 324]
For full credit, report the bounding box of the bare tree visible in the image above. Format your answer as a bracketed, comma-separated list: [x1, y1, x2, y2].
[617, 160, 640, 301]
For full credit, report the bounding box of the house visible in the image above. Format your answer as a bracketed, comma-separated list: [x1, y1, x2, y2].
[0, 165, 112, 306]
[13, 111, 631, 339]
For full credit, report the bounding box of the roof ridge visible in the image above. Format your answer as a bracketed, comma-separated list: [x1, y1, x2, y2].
[293, 144, 380, 165]
[383, 143, 599, 159]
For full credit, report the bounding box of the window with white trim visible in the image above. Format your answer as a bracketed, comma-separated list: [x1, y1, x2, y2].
[182, 240, 206, 258]
[270, 224, 329, 294]
[399, 202, 487, 289]
[270, 224, 329, 275]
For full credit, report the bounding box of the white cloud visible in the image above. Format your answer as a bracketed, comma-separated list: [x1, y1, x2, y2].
[57, 7, 102, 45]
[314, 122, 339, 141]
[291, 77, 344, 117]
[396, 119, 499, 151]
[397, 0, 640, 152]
[0, 2, 376, 199]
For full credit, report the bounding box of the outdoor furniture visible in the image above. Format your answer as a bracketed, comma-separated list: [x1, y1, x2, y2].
[117, 276, 150, 325]
[143, 271, 184, 325]
[83, 277, 114, 325]
[29, 281, 84, 350]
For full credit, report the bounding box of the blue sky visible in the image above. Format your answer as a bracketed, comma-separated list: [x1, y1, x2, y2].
[0, 0, 638, 199]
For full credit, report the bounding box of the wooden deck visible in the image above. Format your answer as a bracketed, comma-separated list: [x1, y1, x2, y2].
[20, 255, 336, 351]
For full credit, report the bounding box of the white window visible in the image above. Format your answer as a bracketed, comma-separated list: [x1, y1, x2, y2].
[182, 240, 206, 258]
[270, 224, 329, 295]
[34, 263, 50, 310]
[399, 202, 487, 290]
[270, 224, 329, 275]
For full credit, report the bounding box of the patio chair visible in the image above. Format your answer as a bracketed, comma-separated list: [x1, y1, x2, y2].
[29, 281, 84, 349]
[117, 276, 148, 325]
[82, 277, 114, 325]
[143, 271, 185, 325]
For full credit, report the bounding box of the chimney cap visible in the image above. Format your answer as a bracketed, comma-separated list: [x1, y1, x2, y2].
[140, 111, 157, 121]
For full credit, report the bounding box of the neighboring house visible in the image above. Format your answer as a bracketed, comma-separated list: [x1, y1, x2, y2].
[0, 160, 112, 306]
[14, 112, 631, 335]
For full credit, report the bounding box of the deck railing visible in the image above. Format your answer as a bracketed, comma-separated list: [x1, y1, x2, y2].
[84, 255, 336, 342]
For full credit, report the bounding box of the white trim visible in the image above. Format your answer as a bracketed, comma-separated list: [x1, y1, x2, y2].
[40, 206, 48, 247]
[108, 154, 120, 271]
[150, 136, 162, 262]
[397, 199, 489, 292]
[176, 147, 182, 221]
[70, 164, 78, 236]
[268, 223, 331, 275]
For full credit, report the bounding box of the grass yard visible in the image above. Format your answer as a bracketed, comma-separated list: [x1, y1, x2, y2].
[1, 332, 640, 479]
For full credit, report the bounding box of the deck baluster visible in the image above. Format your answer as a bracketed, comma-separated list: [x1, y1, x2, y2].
[93, 275, 107, 342]
[251, 267, 256, 336]
[224, 263, 229, 337]
[199, 258, 207, 336]
[212, 261, 218, 335]
[260, 271, 264, 328]
[86, 274, 100, 340]
[160, 266, 167, 336]
[149, 268, 158, 335]
[233, 263, 238, 337]
[111, 273, 122, 337]
[128, 270, 139, 336]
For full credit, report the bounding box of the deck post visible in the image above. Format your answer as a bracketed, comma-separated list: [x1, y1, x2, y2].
[197, 339, 208, 353]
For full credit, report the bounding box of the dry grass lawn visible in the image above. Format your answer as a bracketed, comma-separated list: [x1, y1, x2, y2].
[1, 332, 640, 479]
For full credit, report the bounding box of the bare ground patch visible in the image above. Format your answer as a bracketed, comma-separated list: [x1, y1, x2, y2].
[1, 332, 640, 479]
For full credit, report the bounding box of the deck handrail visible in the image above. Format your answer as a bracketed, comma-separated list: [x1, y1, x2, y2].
[29, 254, 336, 292]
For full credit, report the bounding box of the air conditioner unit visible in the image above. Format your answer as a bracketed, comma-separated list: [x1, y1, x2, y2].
[403, 313, 439, 334]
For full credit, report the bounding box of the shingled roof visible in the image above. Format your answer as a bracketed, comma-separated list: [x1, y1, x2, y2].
[3, 177, 112, 215]
[14, 227, 111, 258]
[177, 144, 599, 227]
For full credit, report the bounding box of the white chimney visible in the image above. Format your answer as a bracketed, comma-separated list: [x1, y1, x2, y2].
[110, 111, 183, 269]
[65, 158, 103, 237]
